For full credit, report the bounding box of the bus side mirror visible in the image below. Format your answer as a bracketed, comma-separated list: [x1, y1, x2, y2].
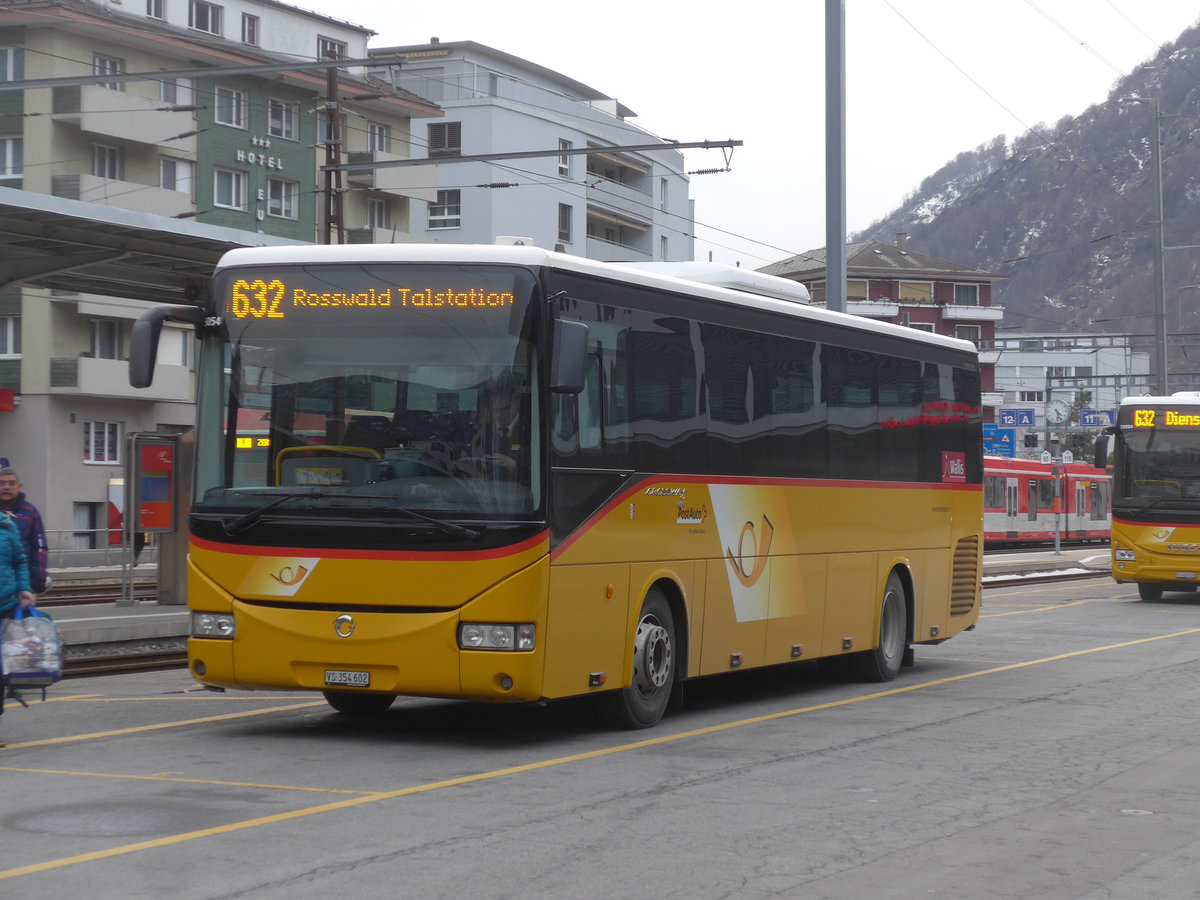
[1094, 433, 1110, 469]
[550, 319, 588, 394]
[129, 304, 205, 388]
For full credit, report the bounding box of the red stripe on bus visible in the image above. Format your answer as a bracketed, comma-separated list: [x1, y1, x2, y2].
[189, 530, 549, 561]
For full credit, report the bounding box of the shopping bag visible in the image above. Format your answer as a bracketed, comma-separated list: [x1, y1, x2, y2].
[1, 607, 63, 696]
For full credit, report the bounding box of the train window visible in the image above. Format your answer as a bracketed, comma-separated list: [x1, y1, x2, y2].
[984, 475, 1005, 508]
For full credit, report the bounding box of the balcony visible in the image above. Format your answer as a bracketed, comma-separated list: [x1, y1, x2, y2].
[53, 85, 197, 149]
[346, 227, 432, 245]
[52, 175, 193, 218]
[345, 151, 438, 201]
[586, 177, 652, 223]
[49, 356, 191, 402]
[845, 300, 900, 319]
[939, 303, 1005, 322]
[586, 236, 651, 262]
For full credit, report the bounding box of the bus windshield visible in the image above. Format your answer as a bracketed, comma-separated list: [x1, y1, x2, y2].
[197, 263, 542, 528]
[1114, 427, 1200, 505]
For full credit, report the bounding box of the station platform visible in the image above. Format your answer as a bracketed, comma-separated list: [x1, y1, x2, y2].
[38, 547, 1115, 654]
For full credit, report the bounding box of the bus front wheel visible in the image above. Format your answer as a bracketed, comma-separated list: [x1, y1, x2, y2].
[1138, 584, 1165, 602]
[323, 691, 396, 716]
[607, 589, 676, 729]
[851, 571, 908, 682]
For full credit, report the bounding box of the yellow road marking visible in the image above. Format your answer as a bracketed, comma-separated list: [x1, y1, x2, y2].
[0, 701, 324, 751]
[0, 766, 375, 795]
[3, 625, 1200, 881]
[983, 599, 1094, 617]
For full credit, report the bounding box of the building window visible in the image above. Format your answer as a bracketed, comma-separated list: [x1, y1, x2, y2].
[366, 197, 390, 229]
[241, 13, 260, 45]
[91, 319, 119, 360]
[161, 76, 193, 106]
[318, 37, 347, 60]
[954, 283, 980, 306]
[189, 0, 223, 35]
[213, 168, 247, 210]
[84, 421, 122, 465]
[214, 86, 247, 128]
[660, 236, 668, 261]
[1019, 391, 1045, 403]
[367, 122, 391, 153]
[558, 139, 572, 178]
[267, 178, 298, 219]
[428, 189, 461, 229]
[558, 204, 572, 244]
[268, 99, 298, 140]
[428, 122, 462, 157]
[907, 322, 936, 333]
[899, 281, 934, 303]
[660, 177, 668, 211]
[146, 0, 164, 18]
[92, 144, 123, 180]
[955, 325, 982, 346]
[93, 54, 125, 92]
[0, 47, 24, 83]
[160, 157, 195, 196]
[0, 138, 21, 179]
[0, 316, 20, 357]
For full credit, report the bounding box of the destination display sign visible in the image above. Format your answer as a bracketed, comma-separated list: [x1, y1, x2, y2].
[1127, 408, 1200, 428]
[226, 277, 516, 320]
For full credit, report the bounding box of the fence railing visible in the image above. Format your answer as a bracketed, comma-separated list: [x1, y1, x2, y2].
[44, 529, 159, 570]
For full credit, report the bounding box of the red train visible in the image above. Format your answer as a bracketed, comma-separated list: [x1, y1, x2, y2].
[983, 455, 1111, 545]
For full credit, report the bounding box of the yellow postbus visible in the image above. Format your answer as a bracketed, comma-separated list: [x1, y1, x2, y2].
[130, 244, 982, 728]
[1098, 394, 1200, 601]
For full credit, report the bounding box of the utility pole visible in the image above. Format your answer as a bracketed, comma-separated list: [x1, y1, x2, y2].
[1149, 96, 1168, 395]
[320, 53, 344, 245]
[824, 0, 847, 313]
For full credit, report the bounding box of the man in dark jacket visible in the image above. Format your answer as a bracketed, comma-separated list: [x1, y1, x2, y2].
[0, 468, 48, 594]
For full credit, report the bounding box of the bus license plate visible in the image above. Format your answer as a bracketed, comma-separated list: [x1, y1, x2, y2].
[1176, 572, 1197, 580]
[325, 669, 370, 687]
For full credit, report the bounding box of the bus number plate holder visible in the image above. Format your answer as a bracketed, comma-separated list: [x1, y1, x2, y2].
[325, 669, 370, 687]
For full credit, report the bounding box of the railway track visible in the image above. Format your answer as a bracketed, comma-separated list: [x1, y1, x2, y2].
[62, 648, 187, 678]
[39, 583, 157, 607]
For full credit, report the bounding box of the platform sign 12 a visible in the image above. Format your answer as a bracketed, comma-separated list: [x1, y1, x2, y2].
[998, 408, 1036, 427]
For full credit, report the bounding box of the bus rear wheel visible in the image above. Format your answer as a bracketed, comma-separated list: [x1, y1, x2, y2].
[607, 589, 676, 729]
[851, 571, 908, 682]
[323, 691, 396, 716]
[1138, 584, 1165, 602]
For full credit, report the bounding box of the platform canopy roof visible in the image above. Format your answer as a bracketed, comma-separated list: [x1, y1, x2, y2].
[0, 187, 306, 305]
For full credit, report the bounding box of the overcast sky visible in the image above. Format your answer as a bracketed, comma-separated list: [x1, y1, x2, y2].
[286, 0, 1199, 268]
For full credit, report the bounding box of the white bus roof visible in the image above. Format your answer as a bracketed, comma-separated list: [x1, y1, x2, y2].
[1119, 395, 1200, 406]
[215, 243, 976, 356]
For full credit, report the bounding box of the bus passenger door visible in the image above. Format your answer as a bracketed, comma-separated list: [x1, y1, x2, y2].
[1075, 482, 1088, 536]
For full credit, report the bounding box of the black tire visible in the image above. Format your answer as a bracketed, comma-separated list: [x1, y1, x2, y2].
[851, 571, 908, 682]
[323, 691, 395, 716]
[607, 589, 676, 729]
[1138, 584, 1165, 602]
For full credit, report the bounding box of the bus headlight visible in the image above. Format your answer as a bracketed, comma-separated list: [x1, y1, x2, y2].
[192, 612, 236, 638]
[458, 622, 535, 651]
[1114, 549, 1136, 561]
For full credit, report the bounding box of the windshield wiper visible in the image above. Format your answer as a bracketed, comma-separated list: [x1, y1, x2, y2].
[379, 503, 483, 541]
[217, 491, 483, 541]
[222, 491, 328, 537]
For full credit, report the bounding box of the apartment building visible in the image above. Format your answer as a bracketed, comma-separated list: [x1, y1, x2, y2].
[371, 40, 694, 262]
[0, 0, 440, 549]
[759, 234, 1006, 418]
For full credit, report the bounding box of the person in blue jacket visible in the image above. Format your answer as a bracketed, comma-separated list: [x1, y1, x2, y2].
[0, 514, 34, 748]
[0, 468, 47, 595]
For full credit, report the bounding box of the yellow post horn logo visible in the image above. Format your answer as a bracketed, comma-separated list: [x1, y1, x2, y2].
[270, 564, 309, 587]
[726, 515, 774, 587]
